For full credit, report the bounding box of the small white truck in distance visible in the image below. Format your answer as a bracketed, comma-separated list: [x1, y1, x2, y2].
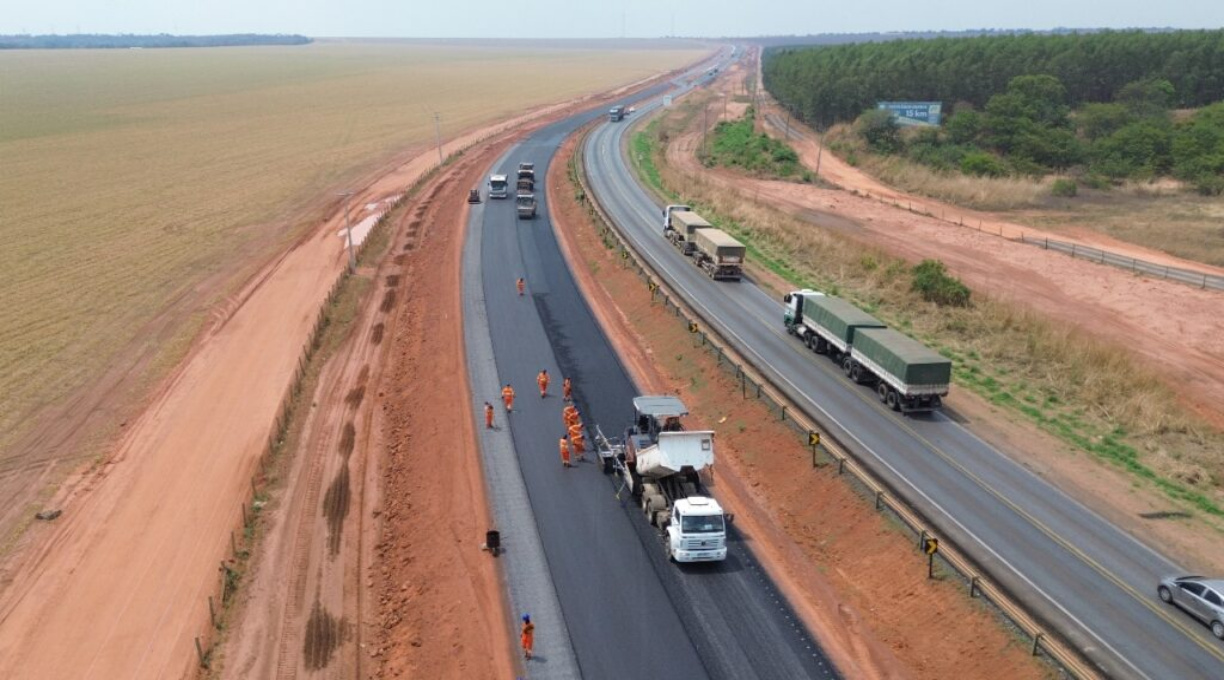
[601, 396, 728, 563]
[488, 174, 509, 199]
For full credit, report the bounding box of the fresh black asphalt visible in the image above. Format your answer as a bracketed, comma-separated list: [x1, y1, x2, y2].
[469, 68, 838, 680]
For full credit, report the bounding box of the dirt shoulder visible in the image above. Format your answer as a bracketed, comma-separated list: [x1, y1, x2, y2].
[549, 128, 1050, 680]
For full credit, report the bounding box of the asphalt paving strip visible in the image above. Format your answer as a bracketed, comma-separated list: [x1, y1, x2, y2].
[463, 61, 838, 679]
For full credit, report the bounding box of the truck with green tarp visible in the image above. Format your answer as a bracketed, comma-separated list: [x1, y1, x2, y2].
[783, 290, 885, 357]
[848, 327, 951, 413]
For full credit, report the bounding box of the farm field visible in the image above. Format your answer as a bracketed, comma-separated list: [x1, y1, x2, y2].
[0, 40, 704, 529]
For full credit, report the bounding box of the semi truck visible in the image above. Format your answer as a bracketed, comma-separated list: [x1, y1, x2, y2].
[488, 174, 509, 199]
[665, 209, 711, 255]
[662, 203, 691, 230]
[783, 290, 884, 357]
[691, 228, 745, 281]
[783, 289, 951, 412]
[609, 105, 626, 122]
[515, 192, 536, 219]
[597, 396, 728, 563]
[848, 328, 951, 412]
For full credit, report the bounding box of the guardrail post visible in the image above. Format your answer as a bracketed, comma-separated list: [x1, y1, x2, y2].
[780, 405, 787, 421]
[837, 457, 845, 475]
[875, 490, 884, 509]
[1071, 243, 1077, 258]
[919, 529, 927, 550]
[969, 576, 979, 598]
[196, 636, 208, 669]
[1031, 632, 1044, 656]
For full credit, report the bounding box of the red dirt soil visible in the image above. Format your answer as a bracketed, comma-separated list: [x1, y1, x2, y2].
[0, 56, 712, 680]
[549, 130, 1048, 680]
[675, 87, 1224, 429]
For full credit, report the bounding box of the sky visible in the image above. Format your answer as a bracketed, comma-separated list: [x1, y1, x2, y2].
[2, 0, 1222, 38]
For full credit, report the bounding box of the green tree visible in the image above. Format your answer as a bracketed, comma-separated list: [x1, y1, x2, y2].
[856, 109, 902, 153]
[1077, 103, 1133, 141]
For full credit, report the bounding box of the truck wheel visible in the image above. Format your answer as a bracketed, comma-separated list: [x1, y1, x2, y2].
[815, 338, 827, 354]
[930, 395, 942, 409]
[849, 364, 861, 382]
[877, 383, 889, 403]
[842, 356, 853, 376]
[886, 391, 900, 411]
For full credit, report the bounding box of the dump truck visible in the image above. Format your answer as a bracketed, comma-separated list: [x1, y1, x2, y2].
[596, 396, 728, 563]
[488, 174, 509, 199]
[515, 192, 536, 219]
[665, 209, 710, 255]
[783, 290, 885, 358]
[661, 203, 691, 230]
[609, 105, 626, 122]
[691, 228, 745, 281]
[517, 176, 534, 192]
[517, 161, 535, 181]
[847, 328, 951, 412]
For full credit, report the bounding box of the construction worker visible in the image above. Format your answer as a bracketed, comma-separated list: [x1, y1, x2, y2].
[502, 384, 516, 412]
[516, 277, 526, 297]
[484, 401, 495, 429]
[520, 614, 535, 659]
[562, 376, 573, 402]
[537, 369, 550, 398]
[559, 435, 572, 468]
[568, 422, 586, 460]
[562, 404, 579, 427]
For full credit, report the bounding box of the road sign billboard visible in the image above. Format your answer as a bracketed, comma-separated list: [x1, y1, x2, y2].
[877, 101, 942, 127]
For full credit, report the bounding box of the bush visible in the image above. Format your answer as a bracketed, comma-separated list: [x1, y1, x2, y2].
[961, 151, 1008, 177]
[1193, 175, 1224, 196]
[856, 109, 902, 153]
[1051, 178, 1078, 197]
[912, 260, 972, 307]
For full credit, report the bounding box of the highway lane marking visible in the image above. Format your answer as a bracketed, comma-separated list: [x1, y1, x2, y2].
[586, 120, 1161, 678]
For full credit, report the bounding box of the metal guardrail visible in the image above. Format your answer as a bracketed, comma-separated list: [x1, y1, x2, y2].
[572, 126, 1099, 680]
[1019, 235, 1224, 291]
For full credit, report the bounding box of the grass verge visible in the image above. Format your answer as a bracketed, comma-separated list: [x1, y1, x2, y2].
[634, 98, 1224, 521]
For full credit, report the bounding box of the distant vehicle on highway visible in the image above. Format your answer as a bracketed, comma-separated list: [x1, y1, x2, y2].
[627, 106, 636, 115]
[488, 174, 509, 199]
[1158, 575, 1224, 639]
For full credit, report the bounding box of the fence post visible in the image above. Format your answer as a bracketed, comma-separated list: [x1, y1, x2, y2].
[208, 596, 217, 628]
[1071, 244, 1077, 258]
[196, 637, 208, 669]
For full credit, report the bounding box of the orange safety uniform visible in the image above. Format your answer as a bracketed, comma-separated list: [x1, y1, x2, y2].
[562, 405, 579, 427]
[521, 619, 535, 659]
[484, 402, 494, 429]
[568, 423, 586, 457]
[516, 278, 526, 296]
[559, 436, 572, 467]
[562, 377, 572, 401]
[501, 385, 515, 412]
[537, 370, 550, 397]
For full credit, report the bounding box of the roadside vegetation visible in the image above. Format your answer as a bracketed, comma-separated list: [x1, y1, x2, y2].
[631, 98, 1224, 520]
[702, 107, 810, 181]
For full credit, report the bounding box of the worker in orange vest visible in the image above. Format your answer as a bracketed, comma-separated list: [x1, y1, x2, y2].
[520, 614, 535, 659]
[559, 435, 572, 468]
[516, 277, 526, 297]
[562, 404, 579, 427]
[568, 422, 586, 460]
[501, 384, 515, 412]
[537, 369, 550, 398]
[484, 401, 495, 429]
[562, 376, 573, 401]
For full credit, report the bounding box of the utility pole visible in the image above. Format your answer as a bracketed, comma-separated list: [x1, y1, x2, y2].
[339, 191, 355, 272]
[433, 112, 443, 166]
[703, 105, 709, 158]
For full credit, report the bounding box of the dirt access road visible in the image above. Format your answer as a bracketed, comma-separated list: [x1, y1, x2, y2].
[0, 63, 701, 679]
[693, 59, 1224, 428]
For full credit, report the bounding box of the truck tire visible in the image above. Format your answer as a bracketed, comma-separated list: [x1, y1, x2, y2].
[842, 356, 853, 376]
[930, 395, 942, 410]
[877, 383, 889, 403]
[849, 363, 861, 382]
[886, 390, 900, 411]
[815, 337, 827, 354]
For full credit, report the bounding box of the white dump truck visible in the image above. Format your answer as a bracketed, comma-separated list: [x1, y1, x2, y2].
[515, 192, 537, 219]
[691, 228, 746, 281]
[664, 208, 710, 256]
[598, 396, 728, 563]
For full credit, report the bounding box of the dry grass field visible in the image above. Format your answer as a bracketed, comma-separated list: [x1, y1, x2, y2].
[0, 41, 704, 469]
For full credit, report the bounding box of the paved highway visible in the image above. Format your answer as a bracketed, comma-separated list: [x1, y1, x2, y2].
[582, 78, 1224, 680]
[463, 62, 838, 679]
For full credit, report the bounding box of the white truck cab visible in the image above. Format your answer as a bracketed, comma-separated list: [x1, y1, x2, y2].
[667, 496, 728, 562]
[488, 174, 509, 199]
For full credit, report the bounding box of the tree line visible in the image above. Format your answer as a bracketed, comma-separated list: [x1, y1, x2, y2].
[763, 30, 1224, 128]
[0, 34, 312, 49]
